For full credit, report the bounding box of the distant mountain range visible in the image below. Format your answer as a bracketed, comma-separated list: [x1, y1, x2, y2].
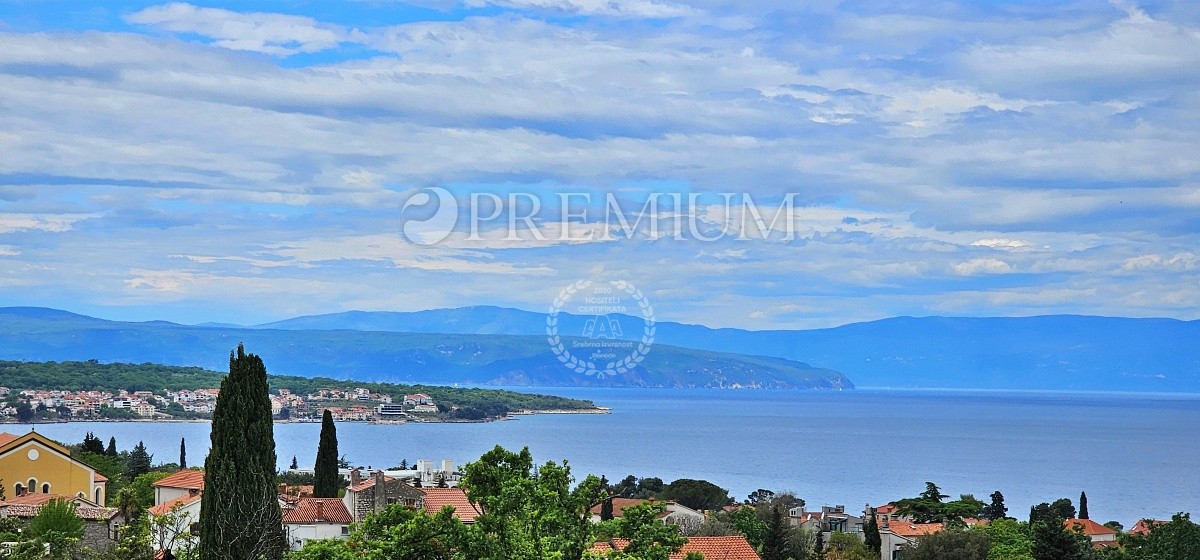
[0, 307, 850, 390]
[253, 306, 1200, 392]
[2, 306, 1196, 391]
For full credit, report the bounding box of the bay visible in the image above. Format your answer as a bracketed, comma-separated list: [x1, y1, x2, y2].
[20, 388, 1200, 526]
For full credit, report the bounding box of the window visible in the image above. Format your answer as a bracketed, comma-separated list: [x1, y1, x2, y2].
[42, 483, 50, 493]
[27, 478, 36, 493]
[95, 488, 102, 503]
[341, 526, 349, 535]
[14, 483, 24, 496]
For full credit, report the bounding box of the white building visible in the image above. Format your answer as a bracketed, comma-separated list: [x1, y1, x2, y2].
[283, 498, 353, 550]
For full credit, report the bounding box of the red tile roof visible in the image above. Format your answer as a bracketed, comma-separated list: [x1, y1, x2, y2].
[2, 493, 64, 506]
[93, 472, 108, 482]
[348, 475, 396, 492]
[1129, 519, 1168, 536]
[591, 536, 761, 560]
[589, 497, 650, 518]
[886, 521, 944, 538]
[0, 494, 117, 520]
[421, 488, 481, 523]
[147, 493, 201, 516]
[1065, 518, 1118, 536]
[875, 503, 897, 514]
[0, 433, 17, 448]
[153, 470, 205, 491]
[282, 498, 353, 525]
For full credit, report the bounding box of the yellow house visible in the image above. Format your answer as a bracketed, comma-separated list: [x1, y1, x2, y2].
[0, 431, 107, 505]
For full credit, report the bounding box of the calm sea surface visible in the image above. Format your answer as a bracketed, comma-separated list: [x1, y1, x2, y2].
[21, 388, 1200, 526]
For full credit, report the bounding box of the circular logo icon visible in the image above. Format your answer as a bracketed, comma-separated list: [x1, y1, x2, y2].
[546, 279, 655, 379]
[400, 187, 458, 245]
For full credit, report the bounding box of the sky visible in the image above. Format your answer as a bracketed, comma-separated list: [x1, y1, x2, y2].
[0, 0, 1198, 329]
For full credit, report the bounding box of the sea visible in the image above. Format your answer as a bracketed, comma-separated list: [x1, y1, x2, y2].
[20, 388, 1200, 526]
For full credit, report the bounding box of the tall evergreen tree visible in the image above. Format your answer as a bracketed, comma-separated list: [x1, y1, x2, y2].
[179, 438, 187, 469]
[814, 529, 825, 560]
[198, 344, 286, 560]
[760, 502, 792, 560]
[1078, 491, 1088, 519]
[290, 456, 298, 470]
[986, 491, 1009, 520]
[127, 441, 152, 478]
[106, 437, 117, 457]
[864, 508, 882, 554]
[313, 409, 340, 498]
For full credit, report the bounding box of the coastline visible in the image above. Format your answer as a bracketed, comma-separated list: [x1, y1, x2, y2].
[0, 406, 611, 426]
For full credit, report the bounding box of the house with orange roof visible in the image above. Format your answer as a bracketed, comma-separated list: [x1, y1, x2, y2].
[282, 498, 354, 550]
[152, 469, 205, 505]
[421, 487, 481, 523]
[1128, 518, 1168, 536]
[1064, 518, 1119, 548]
[590, 535, 761, 560]
[342, 469, 428, 522]
[0, 493, 124, 551]
[587, 497, 705, 528]
[879, 519, 944, 559]
[0, 431, 109, 504]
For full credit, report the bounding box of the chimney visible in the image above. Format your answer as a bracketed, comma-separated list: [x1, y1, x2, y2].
[315, 500, 325, 522]
[350, 468, 361, 487]
[373, 471, 386, 514]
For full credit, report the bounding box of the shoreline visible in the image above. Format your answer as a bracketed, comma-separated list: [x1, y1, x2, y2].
[0, 407, 610, 426]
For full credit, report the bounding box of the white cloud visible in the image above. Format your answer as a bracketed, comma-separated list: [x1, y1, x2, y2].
[462, 0, 696, 18]
[126, 3, 355, 55]
[954, 258, 1013, 276]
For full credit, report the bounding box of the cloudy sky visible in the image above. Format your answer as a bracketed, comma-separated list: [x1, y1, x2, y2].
[0, 0, 1197, 329]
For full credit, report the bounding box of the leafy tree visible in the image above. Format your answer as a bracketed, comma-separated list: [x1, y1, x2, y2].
[610, 502, 689, 560]
[1030, 499, 1076, 526]
[826, 532, 874, 560]
[197, 344, 286, 560]
[760, 502, 792, 560]
[179, 437, 187, 469]
[727, 505, 766, 548]
[460, 445, 608, 560]
[16, 402, 33, 422]
[601, 497, 615, 522]
[314, 409, 340, 498]
[106, 437, 118, 456]
[748, 489, 776, 505]
[986, 491, 1010, 521]
[1123, 513, 1200, 560]
[659, 479, 732, 511]
[895, 482, 949, 523]
[1031, 520, 1090, 560]
[863, 508, 882, 555]
[901, 529, 990, 560]
[129, 472, 172, 510]
[26, 498, 85, 559]
[127, 441, 153, 479]
[814, 530, 825, 560]
[81, 432, 106, 454]
[1079, 492, 1089, 520]
[0, 478, 5, 501]
[1103, 521, 1123, 532]
[980, 518, 1034, 560]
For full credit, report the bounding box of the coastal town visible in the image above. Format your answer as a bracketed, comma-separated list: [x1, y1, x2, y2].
[0, 385, 450, 423]
[0, 428, 1182, 560]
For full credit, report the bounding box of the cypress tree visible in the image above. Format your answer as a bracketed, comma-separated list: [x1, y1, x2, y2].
[290, 456, 298, 470]
[864, 508, 882, 554]
[179, 438, 187, 469]
[128, 441, 152, 478]
[760, 502, 793, 560]
[198, 344, 286, 560]
[1079, 492, 1088, 520]
[106, 437, 117, 457]
[600, 497, 615, 521]
[313, 409, 340, 498]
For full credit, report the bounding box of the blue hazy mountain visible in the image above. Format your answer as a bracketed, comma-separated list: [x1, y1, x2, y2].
[258, 307, 1200, 392]
[0, 307, 849, 390]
